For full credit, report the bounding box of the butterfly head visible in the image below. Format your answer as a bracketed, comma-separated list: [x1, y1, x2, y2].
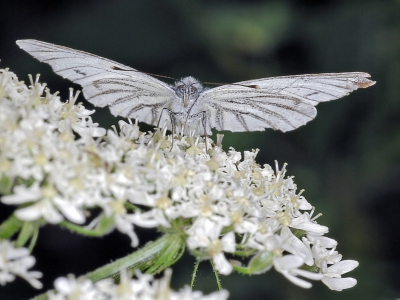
[174, 77, 203, 108]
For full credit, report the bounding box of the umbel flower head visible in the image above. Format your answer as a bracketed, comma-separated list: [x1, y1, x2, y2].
[0, 66, 358, 293]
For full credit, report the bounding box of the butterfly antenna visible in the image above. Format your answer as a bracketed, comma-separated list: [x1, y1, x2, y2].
[111, 66, 182, 83]
[201, 81, 259, 89]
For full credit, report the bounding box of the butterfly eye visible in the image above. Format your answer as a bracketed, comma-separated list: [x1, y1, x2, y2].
[177, 85, 184, 93]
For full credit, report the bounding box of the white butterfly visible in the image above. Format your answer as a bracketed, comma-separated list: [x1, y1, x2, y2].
[16, 39, 375, 136]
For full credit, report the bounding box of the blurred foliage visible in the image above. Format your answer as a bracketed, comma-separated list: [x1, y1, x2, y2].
[1, 0, 399, 299]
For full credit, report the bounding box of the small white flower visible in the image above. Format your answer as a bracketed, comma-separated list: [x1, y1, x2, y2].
[58, 89, 106, 138]
[321, 260, 358, 291]
[312, 242, 342, 272]
[0, 240, 42, 289]
[187, 220, 235, 275]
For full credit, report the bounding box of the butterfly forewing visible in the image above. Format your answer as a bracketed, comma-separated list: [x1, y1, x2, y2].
[197, 72, 375, 132]
[16, 39, 176, 126]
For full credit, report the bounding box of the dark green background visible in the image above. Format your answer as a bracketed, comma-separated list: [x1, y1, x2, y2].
[0, 0, 398, 299]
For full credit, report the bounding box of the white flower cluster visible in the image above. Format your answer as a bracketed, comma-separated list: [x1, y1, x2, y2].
[0, 67, 358, 291]
[0, 68, 105, 225]
[47, 269, 228, 300]
[0, 240, 42, 289]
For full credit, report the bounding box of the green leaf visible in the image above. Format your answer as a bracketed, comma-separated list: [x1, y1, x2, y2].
[84, 233, 173, 282]
[0, 175, 13, 195]
[16, 221, 35, 247]
[0, 214, 23, 239]
[28, 222, 40, 252]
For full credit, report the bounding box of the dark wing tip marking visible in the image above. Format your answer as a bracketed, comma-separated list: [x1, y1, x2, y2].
[354, 75, 376, 88]
[111, 65, 130, 71]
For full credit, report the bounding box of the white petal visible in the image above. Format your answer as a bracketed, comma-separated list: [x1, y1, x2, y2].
[213, 253, 232, 275]
[274, 255, 303, 271]
[41, 201, 64, 224]
[5, 247, 30, 260]
[115, 216, 139, 247]
[0, 272, 15, 284]
[54, 277, 72, 293]
[21, 272, 43, 289]
[221, 232, 236, 253]
[1, 183, 41, 204]
[322, 276, 357, 291]
[325, 260, 359, 275]
[54, 198, 85, 224]
[293, 269, 323, 281]
[92, 127, 106, 137]
[15, 204, 43, 222]
[187, 232, 210, 249]
[306, 232, 337, 248]
[15, 256, 36, 269]
[282, 273, 313, 289]
[126, 210, 168, 228]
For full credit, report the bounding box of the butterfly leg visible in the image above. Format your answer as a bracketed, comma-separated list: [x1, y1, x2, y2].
[148, 107, 172, 146]
[201, 111, 209, 152]
[155, 107, 172, 130]
[170, 113, 176, 150]
[187, 111, 209, 152]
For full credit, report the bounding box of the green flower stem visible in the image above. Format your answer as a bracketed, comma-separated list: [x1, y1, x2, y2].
[191, 259, 200, 288]
[59, 219, 113, 237]
[210, 260, 223, 291]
